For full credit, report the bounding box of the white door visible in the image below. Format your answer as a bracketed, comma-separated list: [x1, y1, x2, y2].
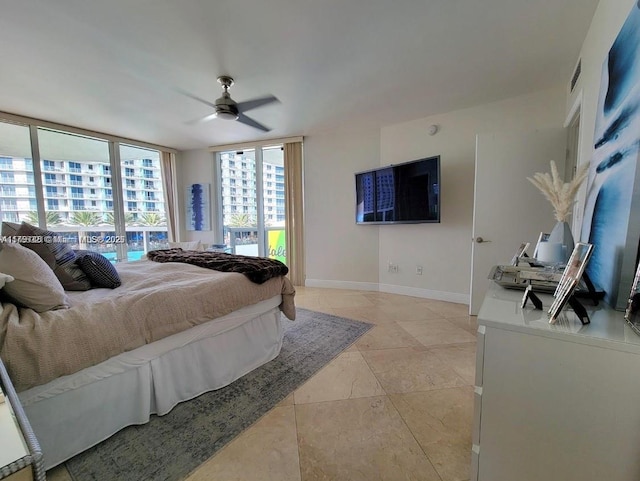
[470, 128, 567, 315]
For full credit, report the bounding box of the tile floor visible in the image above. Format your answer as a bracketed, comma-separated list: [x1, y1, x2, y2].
[48, 287, 478, 481]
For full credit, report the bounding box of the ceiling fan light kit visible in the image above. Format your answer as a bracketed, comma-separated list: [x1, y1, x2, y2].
[182, 75, 279, 131]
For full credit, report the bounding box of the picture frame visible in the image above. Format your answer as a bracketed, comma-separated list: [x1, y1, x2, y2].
[548, 242, 594, 324]
[511, 242, 530, 266]
[532, 232, 550, 259]
[624, 262, 640, 336]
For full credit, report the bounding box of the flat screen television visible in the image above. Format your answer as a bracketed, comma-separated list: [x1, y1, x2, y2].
[355, 156, 440, 224]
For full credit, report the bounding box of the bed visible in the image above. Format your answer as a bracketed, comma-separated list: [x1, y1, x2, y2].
[0, 257, 296, 470]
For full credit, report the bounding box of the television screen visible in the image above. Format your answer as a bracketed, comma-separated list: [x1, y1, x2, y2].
[355, 156, 440, 224]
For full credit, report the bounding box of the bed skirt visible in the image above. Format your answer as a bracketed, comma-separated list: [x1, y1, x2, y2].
[18, 297, 284, 469]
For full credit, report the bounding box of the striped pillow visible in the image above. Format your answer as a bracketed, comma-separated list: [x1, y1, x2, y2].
[74, 250, 122, 288]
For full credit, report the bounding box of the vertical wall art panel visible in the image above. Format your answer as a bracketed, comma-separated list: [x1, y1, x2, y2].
[186, 183, 210, 231]
[581, 2, 640, 309]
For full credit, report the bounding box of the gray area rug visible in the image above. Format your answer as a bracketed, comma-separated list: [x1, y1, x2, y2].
[65, 308, 372, 481]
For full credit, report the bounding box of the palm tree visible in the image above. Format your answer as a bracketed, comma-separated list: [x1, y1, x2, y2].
[25, 211, 61, 226]
[102, 212, 136, 225]
[138, 212, 166, 226]
[69, 212, 101, 226]
[228, 213, 256, 227]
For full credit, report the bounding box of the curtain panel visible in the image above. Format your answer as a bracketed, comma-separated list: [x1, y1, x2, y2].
[284, 141, 305, 286]
[160, 151, 178, 242]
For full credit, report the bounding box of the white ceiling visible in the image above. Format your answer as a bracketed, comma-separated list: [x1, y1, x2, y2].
[0, 0, 598, 151]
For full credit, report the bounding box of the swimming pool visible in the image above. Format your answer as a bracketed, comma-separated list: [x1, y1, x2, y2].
[102, 251, 146, 262]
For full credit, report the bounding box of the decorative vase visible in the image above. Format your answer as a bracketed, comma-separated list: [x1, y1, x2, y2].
[548, 221, 574, 263]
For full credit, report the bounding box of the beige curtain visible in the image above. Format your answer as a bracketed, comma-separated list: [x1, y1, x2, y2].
[284, 141, 305, 286]
[160, 151, 178, 242]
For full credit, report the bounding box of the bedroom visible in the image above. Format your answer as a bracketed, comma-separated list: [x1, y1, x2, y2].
[1, 0, 638, 480]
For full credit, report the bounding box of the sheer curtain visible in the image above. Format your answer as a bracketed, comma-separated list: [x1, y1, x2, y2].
[160, 151, 178, 242]
[284, 141, 305, 286]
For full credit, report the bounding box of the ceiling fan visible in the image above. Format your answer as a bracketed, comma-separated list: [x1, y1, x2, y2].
[181, 76, 279, 132]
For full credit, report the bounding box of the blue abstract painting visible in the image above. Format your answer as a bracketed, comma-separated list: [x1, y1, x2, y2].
[186, 183, 210, 231]
[581, 2, 640, 308]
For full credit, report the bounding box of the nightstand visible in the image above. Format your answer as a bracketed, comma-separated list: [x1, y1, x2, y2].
[0, 360, 45, 481]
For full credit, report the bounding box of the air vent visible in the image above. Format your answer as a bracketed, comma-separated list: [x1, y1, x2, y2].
[570, 59, 582, 93]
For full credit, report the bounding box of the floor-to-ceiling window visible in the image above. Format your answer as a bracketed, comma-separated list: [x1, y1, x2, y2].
[218, 145, 287, 264]
[0, 118, 170, 261]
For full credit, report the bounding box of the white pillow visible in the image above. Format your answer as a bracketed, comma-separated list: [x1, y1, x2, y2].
[0, 272, 15, 289]
[168, 240, 203, 251]
[0, 242, 69, 312]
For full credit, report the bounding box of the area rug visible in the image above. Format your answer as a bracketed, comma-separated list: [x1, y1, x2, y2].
[65, 308, 373, 481]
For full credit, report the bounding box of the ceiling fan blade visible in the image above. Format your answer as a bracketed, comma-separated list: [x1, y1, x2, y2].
[236, 95, 279, 113]
[237, 113, 271, 132]
[184, 113, 217, 125]
[175, 88, 218, 110]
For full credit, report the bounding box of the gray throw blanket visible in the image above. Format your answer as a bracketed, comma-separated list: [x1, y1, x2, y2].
[147, 248, 289, 284]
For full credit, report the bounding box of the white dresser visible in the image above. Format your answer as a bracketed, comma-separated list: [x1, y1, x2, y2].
[472, 285, 640, 481]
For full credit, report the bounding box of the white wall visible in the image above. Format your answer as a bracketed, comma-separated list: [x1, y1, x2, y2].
[376, 86, 566, 301]
[175, 149, 215, 244]
[304, 128, 381, 290]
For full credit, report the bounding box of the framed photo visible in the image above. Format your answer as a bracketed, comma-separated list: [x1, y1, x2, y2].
[511, 242, 530, 266]
[548, 242, 594, 324]
[532, 232, 550, 259]
[624, 262, 640, 336]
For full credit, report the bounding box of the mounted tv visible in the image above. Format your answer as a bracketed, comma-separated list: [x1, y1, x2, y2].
[355, 156, 440, 224]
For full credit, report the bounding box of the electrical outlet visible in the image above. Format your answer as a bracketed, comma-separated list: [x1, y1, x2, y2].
[416, 265, 423, 275]
[388, 262, 398, 273]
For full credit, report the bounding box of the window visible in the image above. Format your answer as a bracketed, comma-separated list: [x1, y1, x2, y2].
[217, 146, 286, 262]
[126, 179, 135, 188]
[127, 190, 136, 200]
[1, 122, 168, 262]
[125, 168, 135, 177]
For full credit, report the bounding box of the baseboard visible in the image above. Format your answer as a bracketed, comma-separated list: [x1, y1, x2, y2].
[304, 279, 469, 305]
[378, 284, 469, 304]
[304, 279, 379, 292]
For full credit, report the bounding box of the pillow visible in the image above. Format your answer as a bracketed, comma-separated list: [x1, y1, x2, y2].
[0, 272, 15, 289]
[1, 221, 20, 237]
[15, 222, 91, 291]
[168, 240, 203, 251]
[74, 250, 122, 288]
[0, 242, 69, 312]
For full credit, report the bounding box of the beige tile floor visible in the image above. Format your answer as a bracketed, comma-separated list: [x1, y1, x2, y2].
[48, 287, 477, 481]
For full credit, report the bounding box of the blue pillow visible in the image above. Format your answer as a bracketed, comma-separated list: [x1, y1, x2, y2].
[74, 250, 121, 289]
